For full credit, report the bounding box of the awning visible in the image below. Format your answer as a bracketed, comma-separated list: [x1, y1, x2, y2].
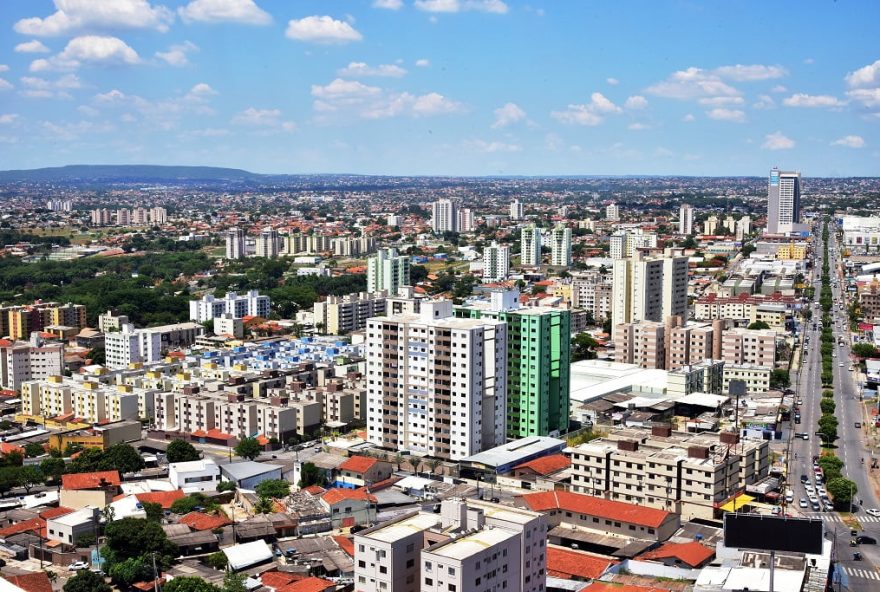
[719, 494, 756, 512]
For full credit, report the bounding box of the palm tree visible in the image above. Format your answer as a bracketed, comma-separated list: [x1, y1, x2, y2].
[427, 457, 443, 477]
[394, 453, 404, 471]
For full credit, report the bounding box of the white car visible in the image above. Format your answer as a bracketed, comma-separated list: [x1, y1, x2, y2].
[799, 498, 809, 508]
[817, 487, 827, 496]
[68, 561, 89, 571]
[866, 509, 880, 518]
[805, 485, 815, 495]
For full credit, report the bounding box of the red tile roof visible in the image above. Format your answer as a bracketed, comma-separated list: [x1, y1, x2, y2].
[520, 491, 672, 529]
[61, 470, 121, 490]
[180, 511, 232, 531]
[637, 541, 714, 568]
[136, 489, 186, 509]
[332, 535, 354, 557]
[0, 442, 24, 455]
[546, 546, 617, 580]
[513, 454, 571, 476]
[321, 487, 377, 505]
[302, 485, 326, 496]
[278, 576, 336, 592]
[39, 506, 75, 520]
[260, 571, 300, 589]
[2, 572, 53, 592]
[582, 583, 672, 592]
[0, 517, 46, 538]
[338, 455, 378, 474]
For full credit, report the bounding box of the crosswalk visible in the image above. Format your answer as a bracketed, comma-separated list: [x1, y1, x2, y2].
[842, 566, 880, 581]
[806, 513, 880, 523]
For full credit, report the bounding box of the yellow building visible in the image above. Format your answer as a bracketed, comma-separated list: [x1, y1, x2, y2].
[776, 243, 807, 260]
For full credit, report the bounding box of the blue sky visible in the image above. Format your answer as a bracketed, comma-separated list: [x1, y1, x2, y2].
[0, 0, 878, 176]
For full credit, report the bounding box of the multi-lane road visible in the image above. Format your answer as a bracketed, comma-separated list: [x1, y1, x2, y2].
[788, 225, 880, 590]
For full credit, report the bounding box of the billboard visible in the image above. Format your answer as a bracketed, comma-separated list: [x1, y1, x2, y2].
[724, 514, 823, 554]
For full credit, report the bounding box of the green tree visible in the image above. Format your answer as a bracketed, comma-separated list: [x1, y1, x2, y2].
[827, 477, 858, 509]
[255, 479, 290, 499]
[109, 556, 152, 587]
[205, 551, 228, 571]
[770, 369, 790, 390]
[18, 465, 44, 493]
[817, 455, 844, 482]
[297, 462, 325, 489]
[819, 414, 839, 430]
[819, 399, 836, 415]
[748, 321, 771, 330]
[217, 480, 236, 493]
[104, 517, 177, 562]
[852, 343, 880, 358]
[170, 492, 214, 515]
[66, 447, 104, 473]
[571, 333, 599, 362]
[64, 570, 112, 592]
[41, 457, 65, 483]
[142, 501, 163, 522]
[234, 437, 261, 461]
[223, 572, 247, 592]
[253, 496, 275, 514]
[165, 577, 223, 592]
[24, 442, 45, 458]
[87, 347, 106, 365]
[817, 423, 838, 444]
[100, 444, 145, 474]
[0, 466, 19, 496]
[166, 439, 201, 463]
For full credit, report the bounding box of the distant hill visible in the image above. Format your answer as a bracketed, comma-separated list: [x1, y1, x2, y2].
[0, 164, 265, 183]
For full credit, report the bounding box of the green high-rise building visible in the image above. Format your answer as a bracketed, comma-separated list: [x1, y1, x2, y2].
[455, 292, 570, 439]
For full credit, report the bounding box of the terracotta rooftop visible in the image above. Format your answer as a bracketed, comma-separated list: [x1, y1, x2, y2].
[332, 535, 354, 557]
[61, 470, 121, 490]
[546, 546, 617, 580]
[278, 576, 336, 592]
[338, 455, 379, 474]
[180, 511, 232, 531]
[2, 572, 53, 592]
[520, 491, 672, 529]
[637, 540, 714, 568]
[321, 487, 377, 505]
[135, 489, 186, 509]
[513, 453, 571, 476]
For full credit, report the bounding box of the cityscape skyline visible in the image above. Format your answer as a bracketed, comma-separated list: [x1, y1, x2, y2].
[0, 0, 878, 177]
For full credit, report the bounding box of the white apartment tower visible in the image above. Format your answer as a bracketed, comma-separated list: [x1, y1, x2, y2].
[255, 227, 280, 258]
[365, 301, 507, 461]
[510, 199, 524, 220]
[225, 228, 246, 260]
[766, 168, 801, 235]
[458, 208, 475, 233]
[367, 248, 411, 297]
[679, 203, 694, 235]
[104, 324, 162, 369]
[550, 223, 572, 267]
[482, 242, 510, 282]
[609, 229, 658, 260]
[150, 207, 168, 224]
[431, 199, 459, 233]
[189, 290, 271, 322]
[612, 249, 689, 337]
[606, 203, 620, 221]
[520, 224, 541, 267]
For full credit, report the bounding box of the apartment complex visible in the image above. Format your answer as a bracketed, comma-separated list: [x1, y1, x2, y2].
[609, 228, 657, 260]
[225, 227, 246, 260]
[366, 301, 508, 460]
[679, 203, 694, 235]
[103, 322, 203, 369]
[510, 199, 524, 220]
[570, 277, 612, 322]
[0, 335, 65, 391]
[354, 499, 545, 592]
[614, 319, 722, 371]
[314, 291, 388, 335]
[189, 290, 271, 323]
[483, 242, 510, 282]
[1, 301, 87, 340]
[766, 168, 802, 236]
[721, 328, 777, 368]
[20, 375, 141, 424]
[456, 290, 570, 438]
[606, 203, 620, 221]
[431, 199, 459, 233]
[611, 249, 688, 337]
[568, 425, 770, 520]
[254, 227, 280, 258]
[549, 223, 572, 267]
[520, 224, 541, 267]
[367, 248, 411, 297]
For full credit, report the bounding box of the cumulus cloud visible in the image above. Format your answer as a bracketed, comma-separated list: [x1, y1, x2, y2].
[414, 0, 508, 13]
[713, 64, 787, 81]
[847, 88, 880, 109]
[90, 82, 218, 130]
[372, 0, 403, 8]
[232, 107, 296, 132]
[0, 114, 19, 124]
[310, 79, 463, 121]
[466, 139, 521, 153]
[551, 92, 621, 126]
[845, 59, 880, 88]
[14, 0, 173, 36]
[606, 77, 619, 86]
[831, 135, 865, 148]
[155, 41, 198, 67]
[682, 113, 695, 122]
[492, 102, 526, 128]
[646, 67, 740, 100]
[415, 59, 430, 67]
[782, 93, 846, 108]
[178, 0, 271, 25]
[628, 122, 650, 130]
[311, 78, 381, 99]
[706, 108, 746, 122]
[286, 16, 362, 44]
[753, 95, 775, 110]
[624, 95, 648, 110]
[762, 131, 795, 150]
[19, 74, 83, 99]
[698, 96, 744, 106]
[338, 62, 407, 78]
[15, 40, 50, 53]
[0, 65, 8, 73]
[31, 35, 140, 72]
[0, 79, 14, 91]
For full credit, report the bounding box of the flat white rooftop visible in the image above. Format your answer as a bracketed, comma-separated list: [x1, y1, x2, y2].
[428, 527, 517, 561]
[366, 513, 440, 543]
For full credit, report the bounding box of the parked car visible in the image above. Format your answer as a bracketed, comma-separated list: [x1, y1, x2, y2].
[68, 561, 89, 571]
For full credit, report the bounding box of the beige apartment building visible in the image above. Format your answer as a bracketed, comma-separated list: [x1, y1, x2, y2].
[615, 318, 722, 371]
[20, 376, 140, 424]
[567, 425, 770, 520]
[722, 364, 772, 394]
[721, 328, 777, 368]
[313, 291, 388, 335]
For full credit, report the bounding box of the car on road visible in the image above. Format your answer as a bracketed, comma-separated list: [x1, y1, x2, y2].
[68, 561, 89, 571]
[855, 422, 861, 428]
[866, 509, 880, 517]
[801, 474, 809, 483]
[857, 535, 877, 545]
[805, 485, 815, 494]
[799, 498, 808, 508]
[811, 501, 821, 511]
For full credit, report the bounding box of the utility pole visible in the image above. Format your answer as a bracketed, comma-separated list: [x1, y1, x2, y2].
[151, 551, 159, 592]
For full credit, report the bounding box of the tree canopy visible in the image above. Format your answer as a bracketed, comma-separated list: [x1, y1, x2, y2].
[234, 437, 261, 461]
[255, 479, 290, 499]
[63, 570, 112, 592]
[166, 439, 201, 463]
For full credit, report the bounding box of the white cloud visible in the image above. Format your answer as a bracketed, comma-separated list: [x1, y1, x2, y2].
[770, 85, 787, 93]
[178, 0, 271, 25]
[311, 78, 381, 99]
[847, 87, 880, 109]
[606, 77, 619, 86]
[91, 82, 218, 130]
[551, 92, 620, 126]
[77, 104, 99, 117]
[713, 64, 787, 81]
[338, 62, 407, 78]
[706, 108, 746, 122]
[372, 0, 403, 8]
[831, 135, 865, 148]
[698, 96, 744, 106]
[311, 80, 463, 120]
[0, 79, 13, 91]
[762, 131, 795, 150]
[0, 114, 19, 124]
[492, 102, 526, 128]
[15, 40, 50, 53]
[415, 59, 430, 67]
[188, 127, 230, 137]
[846, 59, 880, 89]
[187, 82, 216, 98]
[782, 93, 846, 108]
[0, 65, 8, 73]
[628, 122, 649, 130]
[155, 41, 198, 67]
[624, 95, 647, 110]
[14, 0, 173, 36]
[803, 58, 815, 65]
[414, 0, 508, 13]
[411, 92, 464, 116]
[31, 35, 140, 72]
[682, 113, 695, 122]
[467, 139, 521, 153]
[646, 67, 740, 100]
[231, 107, 296, 132]
[753, 95, 775, 109]
[286, 16, 362, 44]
